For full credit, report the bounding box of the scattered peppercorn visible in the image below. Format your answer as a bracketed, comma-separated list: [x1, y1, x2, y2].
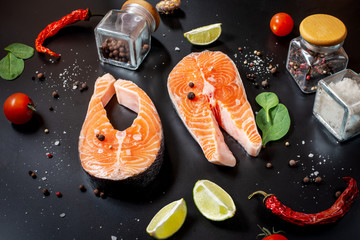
[253, 82, 259, 88]
[56, 192, 62, 198]
[80, 83, 88, 92]
[97, 134, 105, 141]
[37, 73, 45, 80]
[289, 159, 297, 167]
[28, 170, 37, 179]
[335, 191, 342, 198]
[31, 76, 35, 80]
[266, 162, 273, 169]
[187, 92, 195, 100]
[42, 188, 50, 196]
[270, 67, 277, 74]
[261, 79, 269, 88]
[79, 184, 86, 192]
[46, 153, 53, 158]
[303, 176, 310, 183]
[315, 176, 322, 184]
[52, 91, 59, 98]
[256, 51, 261, 56]
[100, 192, 106, 199]
[93, 188, 100, 197]
[188, 82, 194, 88]
[250, 63, 254, 67]
[49, 106, 54, 111]
[44, 128, 49, 134]
[238, 47, 242, 51]
[285, 141, 290, 146]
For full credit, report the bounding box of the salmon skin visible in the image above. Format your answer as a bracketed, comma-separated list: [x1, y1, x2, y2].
[78, 74, 163, 185]
[167, 51, 262, 167]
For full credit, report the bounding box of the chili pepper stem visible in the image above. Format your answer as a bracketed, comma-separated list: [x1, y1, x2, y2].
[248, 190, 274, 203]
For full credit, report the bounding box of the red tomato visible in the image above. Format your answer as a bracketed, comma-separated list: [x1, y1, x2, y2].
[3, 93, 35, 124]
[263, 234, 288, 240]
[270, 13, 294, 36]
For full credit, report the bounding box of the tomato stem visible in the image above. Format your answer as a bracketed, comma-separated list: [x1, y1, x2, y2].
[27, 103, 36, 111]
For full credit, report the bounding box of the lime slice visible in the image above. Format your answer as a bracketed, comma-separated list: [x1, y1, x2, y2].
[146, 198, 187, 239]
[184, 23, 222, 45]
[193, 179, 236, 221]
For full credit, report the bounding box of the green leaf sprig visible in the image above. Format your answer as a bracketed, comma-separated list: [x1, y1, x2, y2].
[255, 92, 290, 146]
[0, 43, 34, 80]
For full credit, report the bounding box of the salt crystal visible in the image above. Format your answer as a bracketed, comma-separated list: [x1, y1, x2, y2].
[54, 140, 60, 146]
[302, 140, 305, 145]
[308, 153, 314, 158]
[60, 213, 66, 218]
[111, 236, 117, 240]
[175, 47, 180, 52]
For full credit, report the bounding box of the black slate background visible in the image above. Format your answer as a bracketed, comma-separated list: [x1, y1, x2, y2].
[1, 0, 360, 239]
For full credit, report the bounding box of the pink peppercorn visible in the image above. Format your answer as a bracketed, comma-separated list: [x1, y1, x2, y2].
[306, 75, 310, 80]
[56, 192, 62, 198]
[46, 153, 53, 158]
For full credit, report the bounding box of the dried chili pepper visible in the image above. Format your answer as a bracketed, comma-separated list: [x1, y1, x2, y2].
[248, 177, 358, 226]
[35, 9, 99, 57]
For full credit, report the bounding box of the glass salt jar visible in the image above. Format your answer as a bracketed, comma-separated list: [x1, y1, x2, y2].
[286, 14, 348, 93]
[313, 69, 360, 142]
[94, 0, 160, 70]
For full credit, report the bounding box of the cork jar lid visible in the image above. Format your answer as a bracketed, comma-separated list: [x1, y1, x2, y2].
[122, 0, 160, 31]
[300, 14, 347, 46]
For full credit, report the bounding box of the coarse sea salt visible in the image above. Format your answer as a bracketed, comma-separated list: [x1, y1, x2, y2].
[314, 75, 360, 141]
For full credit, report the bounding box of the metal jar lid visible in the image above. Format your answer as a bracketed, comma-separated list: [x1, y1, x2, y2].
[122, 0, 160, 31]
[300, 14, 347, 46]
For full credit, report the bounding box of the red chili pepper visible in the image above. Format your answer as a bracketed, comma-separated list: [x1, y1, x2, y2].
[248, 177, 359, 226]
[35, 9, 90, 58]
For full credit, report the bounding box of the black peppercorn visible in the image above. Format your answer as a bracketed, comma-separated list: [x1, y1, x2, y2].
[187, 92, 195, 100]
[188, 82, 194, 88]
[97, 134, 105, 141]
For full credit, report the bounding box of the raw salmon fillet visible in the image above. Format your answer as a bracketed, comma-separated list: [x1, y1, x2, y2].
[167, 51, 261, 167]
[79, 73, 163, 181]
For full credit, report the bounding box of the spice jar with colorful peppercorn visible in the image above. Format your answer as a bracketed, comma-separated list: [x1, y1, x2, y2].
[94, 0, 160, 70]
[286, 14, 348, 93]
[313, 69, 360, 141]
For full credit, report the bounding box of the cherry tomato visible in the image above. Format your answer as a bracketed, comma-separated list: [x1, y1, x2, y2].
[3, 93, 35, 124]
[263, 234, 288, 240]
[270, 13, 294, 37]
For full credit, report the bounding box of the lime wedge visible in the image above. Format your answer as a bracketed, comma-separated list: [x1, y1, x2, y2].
[193, 179, 236, 221]
[184, 23, 222, 45]
[146, 198, 187, 239]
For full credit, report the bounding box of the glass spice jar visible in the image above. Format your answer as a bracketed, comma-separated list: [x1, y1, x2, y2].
[286, 14, 348, 93]
[313, 69, 360, 142]
[94, 0, 160, 70]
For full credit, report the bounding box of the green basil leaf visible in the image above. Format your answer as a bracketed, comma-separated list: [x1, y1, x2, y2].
[5, 43, 34, 59]
[0, 52, 25, 80]
[256, 103, 290, 146]
[255, 92, 279, 122]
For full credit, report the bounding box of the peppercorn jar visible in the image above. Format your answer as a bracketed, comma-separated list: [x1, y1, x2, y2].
[286, 14, 348, 93]
[94, 0, 160, 70]
[313, 69, 360, 141]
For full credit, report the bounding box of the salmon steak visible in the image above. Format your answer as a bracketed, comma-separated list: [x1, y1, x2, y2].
[167, 51, 262, 167]
[79, 73, 163, 182]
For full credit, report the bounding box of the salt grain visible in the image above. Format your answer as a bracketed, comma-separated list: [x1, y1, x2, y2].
[59, 213, 66, 218]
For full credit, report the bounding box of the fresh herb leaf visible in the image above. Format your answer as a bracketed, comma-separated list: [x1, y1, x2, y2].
[5, 43, 34, 59]
[256, 103, 290, 146]
[255, 92, 279, 122]
[0, 52, 25, 80]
